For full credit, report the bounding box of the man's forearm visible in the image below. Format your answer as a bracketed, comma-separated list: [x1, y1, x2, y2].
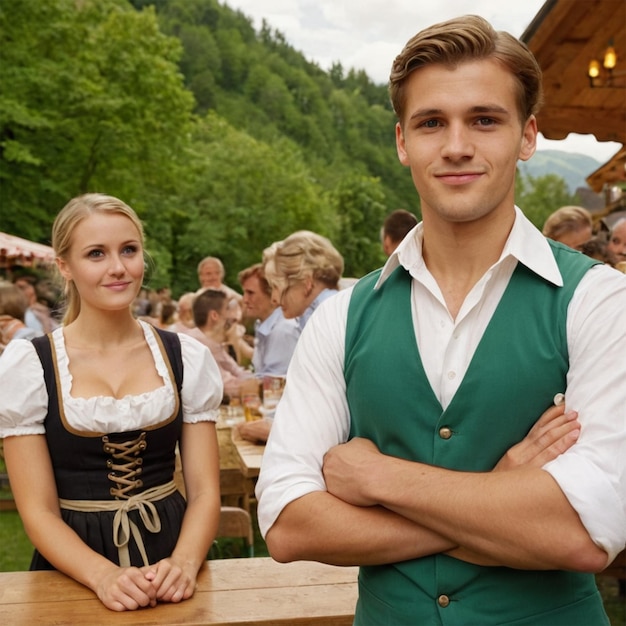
[371, 459, 608, 571]
[265, 490, 455, 566]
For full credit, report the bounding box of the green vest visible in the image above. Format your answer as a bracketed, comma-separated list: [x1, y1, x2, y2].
[344, 242, 608, 625]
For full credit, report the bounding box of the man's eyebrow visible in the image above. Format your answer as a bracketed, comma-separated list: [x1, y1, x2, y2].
[408, 104, 510, 121]
[469, 105, 510, 115]
[408, 108, 443, 121]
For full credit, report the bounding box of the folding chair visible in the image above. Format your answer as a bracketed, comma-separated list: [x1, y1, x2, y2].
[210, 506, 255, 558]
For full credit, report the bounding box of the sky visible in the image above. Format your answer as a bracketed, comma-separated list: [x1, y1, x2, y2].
[223, 0, 621, 164]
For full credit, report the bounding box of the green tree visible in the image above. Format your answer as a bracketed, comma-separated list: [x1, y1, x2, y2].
[333, 175, 388, 278]
[167, 111, 334, 295]
[516, 171, 579, 230]
[0, 0, 194, 246]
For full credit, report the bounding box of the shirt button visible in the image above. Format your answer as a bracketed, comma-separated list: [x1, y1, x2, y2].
[439, 427, 452, 440]
[447, 370, 456, 380]
[438, 594, 450, 608]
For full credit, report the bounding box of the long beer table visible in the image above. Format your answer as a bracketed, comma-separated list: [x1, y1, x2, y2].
[0, 557, 359, 625]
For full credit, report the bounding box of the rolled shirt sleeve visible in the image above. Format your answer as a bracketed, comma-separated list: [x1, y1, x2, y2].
[543, 265, 626, 564]
[256, 290, 352, 537]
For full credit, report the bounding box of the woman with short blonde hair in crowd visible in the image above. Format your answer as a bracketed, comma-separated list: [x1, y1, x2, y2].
[263, 230, 344, 330]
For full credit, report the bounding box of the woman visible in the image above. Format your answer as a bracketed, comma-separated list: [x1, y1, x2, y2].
[0, 194, 223, 611]
[542, 205, 593, 251]
[263, 230, 344, 330]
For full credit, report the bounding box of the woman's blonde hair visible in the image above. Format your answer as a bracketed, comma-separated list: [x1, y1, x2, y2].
[52, 193, 145, 324]
[542, 206, 592, 241]
[389, 15, 543, 127]
[263, 231, 344, 291]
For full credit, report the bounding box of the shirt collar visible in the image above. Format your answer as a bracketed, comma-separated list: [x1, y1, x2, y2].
[255, 306, 282, 336]
[374, 207, 562, 289]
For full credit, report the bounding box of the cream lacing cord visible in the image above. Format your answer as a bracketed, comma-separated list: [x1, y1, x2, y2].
[59, 432, 178, 568]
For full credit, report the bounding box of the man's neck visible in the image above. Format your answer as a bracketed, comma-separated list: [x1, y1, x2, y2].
[421, 211, 515, 319]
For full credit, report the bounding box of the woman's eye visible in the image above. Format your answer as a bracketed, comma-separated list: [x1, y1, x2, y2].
[122, 245, 139, 255]
[87, 249, 103, 258]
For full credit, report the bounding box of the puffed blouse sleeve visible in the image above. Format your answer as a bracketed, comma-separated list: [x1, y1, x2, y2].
[179, 332, 224, 423]
[0, 339, 47, 437]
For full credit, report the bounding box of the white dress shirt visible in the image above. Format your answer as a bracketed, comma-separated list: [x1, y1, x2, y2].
[257, 208, 626, 562]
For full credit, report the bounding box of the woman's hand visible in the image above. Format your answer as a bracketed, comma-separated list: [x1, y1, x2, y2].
[143, 557, 198, 603]
[494, 402, 580, 471]
[94, 563, 158, 611]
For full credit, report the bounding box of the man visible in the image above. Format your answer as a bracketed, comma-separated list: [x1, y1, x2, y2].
[239, 263, 300, 377]
[192, 289, 254, 401]
[196, 256, 242, 304]
[256, 15, 625, 625]
[381, 209, 418, 256]
[236, 264, 300, 443]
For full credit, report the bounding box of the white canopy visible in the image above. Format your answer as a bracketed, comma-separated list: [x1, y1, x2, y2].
[0, 232, 55, 267]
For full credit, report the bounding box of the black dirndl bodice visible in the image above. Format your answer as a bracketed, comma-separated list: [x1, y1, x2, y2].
[30, 327, 186, 569]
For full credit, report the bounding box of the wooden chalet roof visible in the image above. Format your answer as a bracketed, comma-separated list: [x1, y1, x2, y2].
[521, 0, 626, 145]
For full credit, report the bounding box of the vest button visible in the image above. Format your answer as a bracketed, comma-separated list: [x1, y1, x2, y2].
[439, 426, 453, 440]
[438, 594, 450, 608]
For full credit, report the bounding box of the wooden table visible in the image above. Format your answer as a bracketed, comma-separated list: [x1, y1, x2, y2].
[229, 427, 265, 512]
[0, 557, 359, 625]
[231, 428, 265, 479]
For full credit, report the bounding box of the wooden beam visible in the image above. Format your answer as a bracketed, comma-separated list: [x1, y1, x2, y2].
[536, 106, 626, 143]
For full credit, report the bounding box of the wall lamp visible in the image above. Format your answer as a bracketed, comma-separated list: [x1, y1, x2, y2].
[588, 39, 624, 88]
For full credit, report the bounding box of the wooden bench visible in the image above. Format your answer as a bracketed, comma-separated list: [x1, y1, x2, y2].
[0, 557, 359, 625]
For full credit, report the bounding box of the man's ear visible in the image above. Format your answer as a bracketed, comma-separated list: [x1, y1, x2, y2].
[395, 122, 410, 167]
[518, 115, 538, 163]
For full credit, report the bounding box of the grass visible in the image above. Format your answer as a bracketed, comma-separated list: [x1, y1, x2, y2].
[0, 503, 623, 625]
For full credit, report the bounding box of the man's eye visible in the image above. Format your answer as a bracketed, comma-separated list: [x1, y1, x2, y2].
[422, 119, 440, 128]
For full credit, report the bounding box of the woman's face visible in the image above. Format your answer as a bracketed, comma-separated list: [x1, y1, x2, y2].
[271, 278, 311, 319]
[57, 212, 144, 315]
[608, 221, 626, 262]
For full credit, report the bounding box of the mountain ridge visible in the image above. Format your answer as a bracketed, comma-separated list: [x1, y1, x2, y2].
[521, 150, 602, 193]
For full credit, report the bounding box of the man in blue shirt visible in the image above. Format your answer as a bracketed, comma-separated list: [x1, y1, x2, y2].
[237, 264, 300, 443]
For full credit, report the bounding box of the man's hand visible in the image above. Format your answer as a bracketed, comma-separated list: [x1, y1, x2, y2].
[237, 419, 271, 443]
[494, 403, 580, 471]
[323, 438, 383, 507]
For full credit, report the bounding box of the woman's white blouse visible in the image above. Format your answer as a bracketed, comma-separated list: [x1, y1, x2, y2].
[0, 320, 223, 437]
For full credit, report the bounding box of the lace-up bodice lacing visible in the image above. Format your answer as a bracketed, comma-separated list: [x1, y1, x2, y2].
[104, 432, 147, 498]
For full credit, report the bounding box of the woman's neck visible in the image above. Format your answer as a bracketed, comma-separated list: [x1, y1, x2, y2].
[63, 310, 144, 350]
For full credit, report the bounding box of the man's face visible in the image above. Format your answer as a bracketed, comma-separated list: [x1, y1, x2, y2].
[198, 262, 222, 288]
[242, 275, 275, 322]
[395, 59, 536, 228]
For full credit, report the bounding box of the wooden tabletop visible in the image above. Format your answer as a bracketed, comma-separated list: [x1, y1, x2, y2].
[231, 428, 265, 479]
[0, 557, 359, 625]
